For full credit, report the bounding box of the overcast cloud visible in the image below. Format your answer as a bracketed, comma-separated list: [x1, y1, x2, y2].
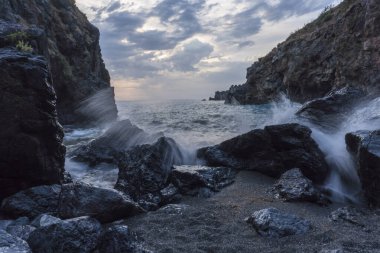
[76, 0, 340, 100]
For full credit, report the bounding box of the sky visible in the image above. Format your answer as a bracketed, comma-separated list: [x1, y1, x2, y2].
[76, 0, 341, 101]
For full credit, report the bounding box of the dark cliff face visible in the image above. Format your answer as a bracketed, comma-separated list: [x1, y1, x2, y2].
[0, 49, 66, 200]
[0, 0, 118, 124]
[226, 0, 380, 105]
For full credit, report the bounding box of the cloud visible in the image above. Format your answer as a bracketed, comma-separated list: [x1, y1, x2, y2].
[169, 39, 214, 72]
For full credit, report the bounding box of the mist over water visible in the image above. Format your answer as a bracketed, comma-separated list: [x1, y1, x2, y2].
[64, 97, 380, 203]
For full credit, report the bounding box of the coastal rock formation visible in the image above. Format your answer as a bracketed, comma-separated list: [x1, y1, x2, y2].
[116, 137, 184, 210]
[346, 130, 380, 207]
[224, 0, 380, 104]
[0, 50, 65, 200]
[0, 0, 117, 124]
[296, 86, 366, 130]
[1, 183, 143, 223]
[209, 91, 228, 101]
[273, 168, 323, 203]
[246, 208, 312, 238]
[27, 216, 102, 253]
[171, 165, 236, 196]
[198, 123, 329, 183]
[73, 120, 163, 166]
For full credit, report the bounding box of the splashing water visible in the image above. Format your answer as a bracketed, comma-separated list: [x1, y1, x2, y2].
[64, 97, 380, 202]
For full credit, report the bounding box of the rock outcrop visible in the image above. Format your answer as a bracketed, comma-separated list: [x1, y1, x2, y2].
[0, 0, 118, 124]
[198, 123, 329, 183]
[346, 130, 380, 207]
[224, 0, 380, 104]
[0, 50, 65, 200]
[209, 91, 228, 101]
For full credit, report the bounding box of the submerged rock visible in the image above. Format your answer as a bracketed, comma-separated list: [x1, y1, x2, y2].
[94, 225, 153, 253]
[1, 183, 143, 222]
[171, 165, 236, 196]
[346, 130, 380, 207]
[0, 49, 65, 200]
[246, 208, 312, 238]
[296, 86, 366, 130]
[273, 168, 323, 203]
[116, 137, 183, 209]
[27, 216, 102, 253]
[0, 229, 32, 253]
[72, 120, 162, 166]
[198, 123, 329, 183]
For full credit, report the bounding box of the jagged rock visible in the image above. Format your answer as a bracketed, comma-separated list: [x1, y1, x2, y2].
[1, 185, 61, 218]
[1, 183, 143, 222]
[198, 123, 329, 183]
[58, 183, 143, 223]
[171, 165, 236, 196]
[6, 225, 35, 240]
[209, 90, 228, 101]
[0, 0, 118, 124]
[116, 137, 184, 209]
[0, 229, 32, 253]
[27, 216, 102, 253]
[329, 206, 366, 226]
[94, 225, 153, 253]
[346, 130, 380, 207]
[160, 184, 182, 205]
[72, 120, 162, 166]
[224, 0, 380, 105]
[296, 86, 366, 130]
[30, 214, 61, 228]
[0, 49, 65, 200]
[273, 168, 323, 203]
[246, 208, 312, 238]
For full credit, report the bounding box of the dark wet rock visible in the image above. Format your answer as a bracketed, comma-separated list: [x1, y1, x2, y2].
[115, 137, 184, 208]
[6, 225, 35, 241]
[9, 217, 30, 226]
[160, 184, 182, 205]
[198, 123, 329, 183]
[1, 183, 143, 222]
[0, 0, 118, 124]
[27, 216, 102, 253]
[273, 168, 324, 203]
[171, 165, 236, 196]
[94, 225, 153, 253]
[58, 183, 143, 223]
[296, 86, 366, 130]
[30, 214, 61, 228]
[72, 120, 162, 166]
[329, 206, 366, 226]
[1, 185, 61, 218]
[346, 130, 380, 207]
[0, 49, 65, 200]
[246, 208, 312, 238]
[0, 229, 32, 253]
[223, 0, 380, 105]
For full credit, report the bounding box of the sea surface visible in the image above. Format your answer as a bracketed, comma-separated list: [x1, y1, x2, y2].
[64, 97, 380, 203]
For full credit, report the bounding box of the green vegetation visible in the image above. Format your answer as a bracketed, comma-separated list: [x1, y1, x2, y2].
[15, 40, 33, 53]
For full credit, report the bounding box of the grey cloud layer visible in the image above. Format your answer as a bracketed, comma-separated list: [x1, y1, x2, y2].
[92, 0, 334, 80]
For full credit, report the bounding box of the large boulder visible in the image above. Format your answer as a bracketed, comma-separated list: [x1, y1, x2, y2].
[246, 208, 312, 238]
[72, 120, 162, 166]
[273, 168, 324, 203]
[27, 216, 102, 253]
[296, 86, 366, 130]
[0, 49, 65, 200]
[223, 0, 380, 105]
[346, 130, 380, 207]
[115, 137, 184, 209]
[171, 165, 236, 196]
[0, 0, 118, 124]
[198, 123, 329, 183]
[0, 229, 32, 253]
[1, 183, 143, 222]
[94, 225, 153, 253]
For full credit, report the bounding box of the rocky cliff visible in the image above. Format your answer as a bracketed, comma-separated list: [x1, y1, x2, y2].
[225, 0, 380, 104]
[0, 0, 118, 124]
